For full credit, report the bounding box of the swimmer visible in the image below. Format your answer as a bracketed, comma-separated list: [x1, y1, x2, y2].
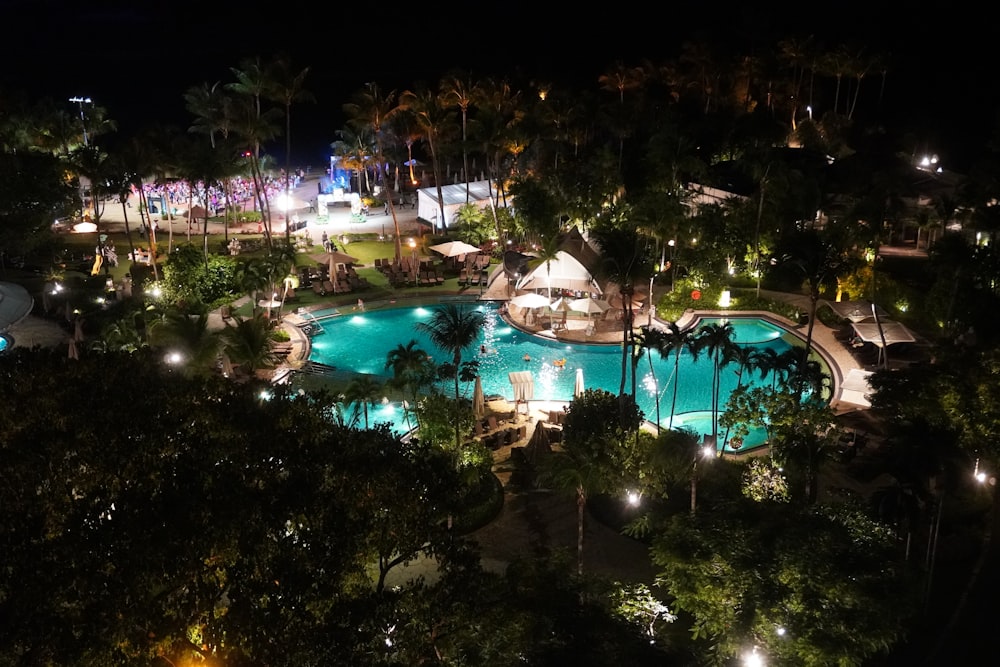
[481, 344, 487, 354]
[523, 354, 531, 363]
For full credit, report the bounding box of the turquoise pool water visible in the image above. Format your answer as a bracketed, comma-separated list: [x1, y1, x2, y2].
[304, 303, 804, 451]
[0, 334, 10, 354]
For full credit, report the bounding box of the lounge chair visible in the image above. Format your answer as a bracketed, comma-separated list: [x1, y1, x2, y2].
[323, 280, 335, 294]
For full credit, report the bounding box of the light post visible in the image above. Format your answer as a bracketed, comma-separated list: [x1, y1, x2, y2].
[690, 444, 714, 514]
[667, 239, 678, 292]
[68, 96, 92, 146]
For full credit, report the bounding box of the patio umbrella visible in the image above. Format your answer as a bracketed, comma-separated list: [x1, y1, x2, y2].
[473, 376, 485, 418]
[73, 317, 85, 342]
[0, 281, 33, 331]
[430, 240, 481, 257]
[310, 250, 359, 278]
[569, 296, 611, 315]
[550, 296, 574, 312]
[511, 292, 551, 309]
[67, 337, 79, 361]
[574, 368, 585, 398]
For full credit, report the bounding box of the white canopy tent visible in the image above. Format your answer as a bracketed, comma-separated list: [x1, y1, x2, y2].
[515, 251, 602, 294]
[417, 180, 497, 231]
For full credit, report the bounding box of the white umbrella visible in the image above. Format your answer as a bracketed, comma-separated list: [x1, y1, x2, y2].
[569, 296, 611, 315]
[473, 376, 485, 418]
[574, 368, 585, 397]
[511, 292, 551, 309]
[550, 296, 574, 312]
[430, 240, 481, 257]
[73, 317, 85, 342]
[67, 337, 79, 360]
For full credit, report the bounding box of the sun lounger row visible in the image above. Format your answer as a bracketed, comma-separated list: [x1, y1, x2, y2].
[458, 269, 489, 286]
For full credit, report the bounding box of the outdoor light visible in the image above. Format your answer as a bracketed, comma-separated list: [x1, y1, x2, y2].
[743, 647, 765, 667]
[626, 491, 641, 506]
[702, 445, 714, 459]
[165, 351, 183, 365]
[974, 458, 987, 484]
[719, 290, 731, 308]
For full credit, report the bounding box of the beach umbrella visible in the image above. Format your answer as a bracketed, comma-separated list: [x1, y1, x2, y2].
[73, 317, 84, 342]
[569, 296, 611, 315]
[67, 337, 79, 361]
[473, 376, 485, 418]
[511, 292, 551, 309]
[430, 240, 481, 257]
[574, 368, 585, 398]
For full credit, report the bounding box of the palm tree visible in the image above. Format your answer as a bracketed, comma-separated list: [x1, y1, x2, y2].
[399, 85, 455, 233]
[415, 305, 484, 450]
[227, 61, 281, 250]
[266, 54, 313, 242]
[532, 234, 562, 328]
[777, 228, 856, 370]
[344, 82, 404, 263]
[147, 307, 222, 377]
[185, 81, 241, 243]
[598, 61, 644, 171]
[119, 134, 163, 280]
[219, 313, 280, 378]
[651, 321, 695, 430]
[343, 375, 383, 429]
[385, 340, 435, 430]
[439, 71, 479, 203]
[690, 321, 736, 450]
[591, 226, 652, 398]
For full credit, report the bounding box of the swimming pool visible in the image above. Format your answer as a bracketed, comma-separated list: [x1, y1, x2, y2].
[303, 302, 809, 451]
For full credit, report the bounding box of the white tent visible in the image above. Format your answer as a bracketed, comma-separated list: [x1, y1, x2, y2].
[417, 180, 498, 231]
[515, 251, 602, 294]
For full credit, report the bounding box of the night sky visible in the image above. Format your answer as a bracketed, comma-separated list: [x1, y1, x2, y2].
[2, 0, 993, 169]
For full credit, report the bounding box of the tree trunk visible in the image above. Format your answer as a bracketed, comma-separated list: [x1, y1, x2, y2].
[577, 487, 586, 576]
